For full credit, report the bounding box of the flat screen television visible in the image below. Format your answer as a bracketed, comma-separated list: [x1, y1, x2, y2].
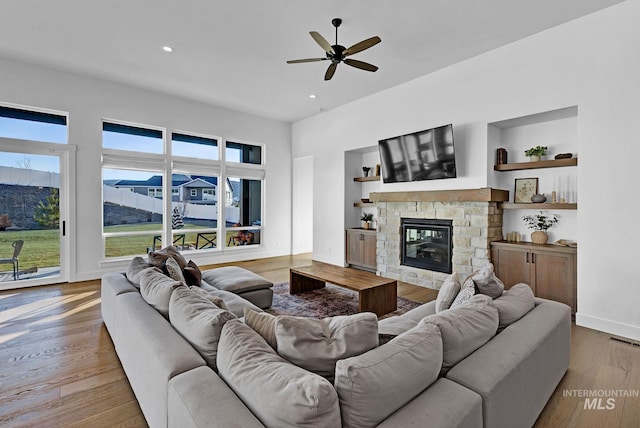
[378, 124, 456, 183]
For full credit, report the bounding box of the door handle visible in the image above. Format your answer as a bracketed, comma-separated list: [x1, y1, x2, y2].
[525, 252, 529, 263]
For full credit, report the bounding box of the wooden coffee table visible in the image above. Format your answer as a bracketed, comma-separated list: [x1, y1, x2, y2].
[289, 263, 397, 316]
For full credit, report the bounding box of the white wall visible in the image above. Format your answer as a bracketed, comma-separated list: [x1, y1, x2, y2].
[292, 0, 640, 340]
[0, 57, 292, 281]
[292, 156, 313, 254]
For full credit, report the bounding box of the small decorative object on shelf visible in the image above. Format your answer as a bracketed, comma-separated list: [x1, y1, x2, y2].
[524, 145, 548, 162]
[496, 148, 508, 164]
[375, 163, 381, 177]
[361, 212, 374, 230]
[360, 198, 370, 203]
[522, 211, 559, 244]
[554, 153, 573, 159]
[530, 193, 547, 203]
[362, 166, 371, 177]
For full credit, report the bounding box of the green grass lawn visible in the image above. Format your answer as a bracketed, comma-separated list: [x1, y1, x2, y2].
[0, 223, 255, 273]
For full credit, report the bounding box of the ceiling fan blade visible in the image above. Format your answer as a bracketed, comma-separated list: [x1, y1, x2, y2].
[344, 58, 378, 72]
[310, 31, 335, 55]
[287, 58, 327, 64]
[343, 36, 381, 56]
[324, 63, 338, 81]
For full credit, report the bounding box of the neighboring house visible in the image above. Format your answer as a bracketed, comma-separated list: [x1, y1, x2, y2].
[111, 174, 235, 206]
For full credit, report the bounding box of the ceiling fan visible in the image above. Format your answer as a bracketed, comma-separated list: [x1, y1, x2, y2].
[287, 18, 381, 81]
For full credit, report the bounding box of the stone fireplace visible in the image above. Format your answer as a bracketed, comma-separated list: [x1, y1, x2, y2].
[370, 188, 507, 290]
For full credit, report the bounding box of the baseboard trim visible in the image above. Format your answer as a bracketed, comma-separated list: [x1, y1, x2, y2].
[576, 312, 640, 342]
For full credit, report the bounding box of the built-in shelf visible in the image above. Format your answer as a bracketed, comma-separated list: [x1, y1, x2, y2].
[354, 202, 375, 208]
[354, 175, 381, 182]
[500, 202, 577, 210]
[494, 158, 577, 172]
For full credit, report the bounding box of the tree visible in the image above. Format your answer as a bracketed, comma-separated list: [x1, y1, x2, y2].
[33, 188, 60, 229]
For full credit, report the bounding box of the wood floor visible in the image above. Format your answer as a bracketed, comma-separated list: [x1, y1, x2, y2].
[1, 253, 638, 427]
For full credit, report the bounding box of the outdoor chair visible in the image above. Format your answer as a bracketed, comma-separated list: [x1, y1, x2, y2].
[0, 240, 24, 281]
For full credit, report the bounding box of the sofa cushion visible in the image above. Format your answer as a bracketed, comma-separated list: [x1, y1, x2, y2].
[169, 286, 236, 371]
[148, 245, 187, 270]
[334, 322, 443, 428]
[217, 320, 341, 428]
[201, 266, 273, 293]
[493, 283, 535, 331]
[182, 260, 202, 286]
[244, 308, 278, 349]
[189, 285, 230, 311]
[450, 275, 475, 309]
[377, 315, 418, 336]
[470, 263, 504, 299]
[275, 313, 379, 377]
[126, 256, 154, 288]
[421, 294, 499, 375]
[199, 282, 263, 318]
[164, 256, 186, 284]
[139, 266, 182, 318]
[436, 272, 461, 313]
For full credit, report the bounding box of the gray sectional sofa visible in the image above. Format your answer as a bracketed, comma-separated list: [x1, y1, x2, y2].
[101, 269, 570, 428]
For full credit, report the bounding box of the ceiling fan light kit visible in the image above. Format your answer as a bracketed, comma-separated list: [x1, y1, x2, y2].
[287, 18, 381, 81]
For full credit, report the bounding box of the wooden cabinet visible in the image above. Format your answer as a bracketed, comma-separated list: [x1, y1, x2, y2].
[346, 228, 377, 271]
[491, 241, 576, 314]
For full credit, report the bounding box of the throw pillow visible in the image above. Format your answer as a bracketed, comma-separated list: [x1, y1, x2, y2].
[217, 320, 341, 428]
[450, 275, 475, 309]
[421, 294, 499, 375]
[275, 312, 379, 378]
[470, 263, 504, 299]
[334, 322, 443, 428]
[189, 286, 230, 311]
[182, 260, 202, 286]
[164, 256, 186, 284]
[493, 283, 535, 332]
[435, 272, 461, 313]
[148, 245, 187, 270]
[169, 286, 236, 371]
[125, 256, 153, 288]
[244, 307, 278, 350]
[139, 266, 183, 318]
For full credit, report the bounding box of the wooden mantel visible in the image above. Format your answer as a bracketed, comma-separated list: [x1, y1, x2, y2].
[370, 187, 509, 203]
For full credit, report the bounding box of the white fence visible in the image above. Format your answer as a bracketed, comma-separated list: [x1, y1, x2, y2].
[103, 185, 239, 223]
[0, 166, 60, 187]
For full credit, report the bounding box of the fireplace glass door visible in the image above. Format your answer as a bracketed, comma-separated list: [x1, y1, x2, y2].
[401, 218, 453, 273]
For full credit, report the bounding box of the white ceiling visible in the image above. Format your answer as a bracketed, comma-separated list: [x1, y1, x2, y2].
[0, 0, 625, 123]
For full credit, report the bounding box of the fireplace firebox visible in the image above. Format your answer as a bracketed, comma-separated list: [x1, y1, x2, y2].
[401, 218, 453, 273]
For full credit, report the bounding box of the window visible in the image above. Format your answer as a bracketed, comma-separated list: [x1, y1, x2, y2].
[226, 141, 262, 164]
[172, 132, 218, 160]
[148, 188, 162, 198]
[102, 123, 264, 258]
[0, 105, 67, 143]
[103, 122, 163, 154]
[225, 177, 262, 246]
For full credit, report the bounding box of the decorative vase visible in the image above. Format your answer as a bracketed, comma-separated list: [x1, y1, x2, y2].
[531, 231, 548, 244]
[529, 155, 541, 162]
[363, 222, 370, 230]
[531, 193, 547, 203]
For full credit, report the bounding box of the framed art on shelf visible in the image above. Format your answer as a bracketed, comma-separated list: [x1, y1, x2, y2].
[514, 177, 538, 203]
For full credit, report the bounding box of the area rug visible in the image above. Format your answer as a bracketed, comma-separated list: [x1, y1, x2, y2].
[265, 282, 422, 319]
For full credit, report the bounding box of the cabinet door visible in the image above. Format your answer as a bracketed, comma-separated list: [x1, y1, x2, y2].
[362, 232, 377, 270]
[492, 246, 533, 291]
[532, 250, 576, 313]
[346, 230, 363, 266]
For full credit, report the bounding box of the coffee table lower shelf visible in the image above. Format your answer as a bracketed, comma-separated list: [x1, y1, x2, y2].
[289, 263, 397, 316]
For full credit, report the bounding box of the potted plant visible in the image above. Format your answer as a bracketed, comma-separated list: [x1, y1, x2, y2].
[522, 211, 558, 244]
[524, 145, 548, 161]
[361, 212, 374, 230]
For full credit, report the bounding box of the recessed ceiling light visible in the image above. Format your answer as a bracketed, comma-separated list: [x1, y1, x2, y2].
[309, 94, 317, 99]
[162, 46, 174, 53]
